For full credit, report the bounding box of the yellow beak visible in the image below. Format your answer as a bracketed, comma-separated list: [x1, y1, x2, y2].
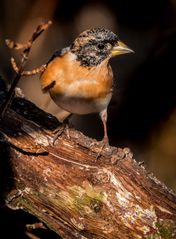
[111, 40, 134, 56]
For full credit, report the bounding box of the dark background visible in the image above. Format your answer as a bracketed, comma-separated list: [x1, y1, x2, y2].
[0, 0, 176, 238]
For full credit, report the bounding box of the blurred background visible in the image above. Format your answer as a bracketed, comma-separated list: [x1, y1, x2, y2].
[0, 0, 176, 238]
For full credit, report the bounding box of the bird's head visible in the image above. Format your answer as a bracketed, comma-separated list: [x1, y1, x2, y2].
[71, 27, 134, 67]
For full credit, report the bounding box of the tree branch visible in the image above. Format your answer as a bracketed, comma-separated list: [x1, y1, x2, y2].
[0, 84, 176, 239]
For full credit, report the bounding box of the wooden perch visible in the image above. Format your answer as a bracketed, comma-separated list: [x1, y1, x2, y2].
[0, 87, 176, 239]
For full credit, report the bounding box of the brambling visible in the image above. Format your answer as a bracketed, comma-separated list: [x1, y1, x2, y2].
[40, 28, 133, 144]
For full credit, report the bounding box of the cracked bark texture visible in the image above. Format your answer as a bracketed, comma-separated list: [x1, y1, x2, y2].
[0, 84, 176, 239]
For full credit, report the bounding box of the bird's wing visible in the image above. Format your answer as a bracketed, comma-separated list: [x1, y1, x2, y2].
[40, 47, 70, 92]
[46, 47, 70, 65]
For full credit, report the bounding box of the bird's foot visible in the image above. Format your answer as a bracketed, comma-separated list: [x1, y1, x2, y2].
[96, 136, 109, 159]
[52, 123, 70, 145]
[90, 136, 110, 159]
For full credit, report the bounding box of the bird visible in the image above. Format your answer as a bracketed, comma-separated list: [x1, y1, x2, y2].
[40, 27, 133, 144]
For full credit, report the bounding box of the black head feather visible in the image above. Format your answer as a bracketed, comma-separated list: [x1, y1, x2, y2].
[71, 28, 119, 67]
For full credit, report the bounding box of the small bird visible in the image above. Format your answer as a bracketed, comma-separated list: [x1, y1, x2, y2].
[40, 28, 133, 144]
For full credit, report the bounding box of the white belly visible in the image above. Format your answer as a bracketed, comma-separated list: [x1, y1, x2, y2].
[50, 92, 112, 114]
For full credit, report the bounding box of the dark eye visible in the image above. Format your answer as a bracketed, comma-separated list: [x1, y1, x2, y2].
[97, 43, 105, 50]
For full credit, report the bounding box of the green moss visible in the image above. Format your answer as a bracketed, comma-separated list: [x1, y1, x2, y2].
[59, 183, 106, 213]
[42, 181, 106, 214]
[146, 220, 176, 239]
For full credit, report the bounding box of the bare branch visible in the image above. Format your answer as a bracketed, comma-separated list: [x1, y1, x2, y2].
[21, 64, 47, 76]
[10, 57, 47, 76]
[30, 20, 52, 43]
[5, 39, 31, 50]
[5, 21, 52, 51]
[10, 57, 19, 73]
[25, 232, 41, 239]
[26, 222, 46, 231]
[0, 21, 52, 118]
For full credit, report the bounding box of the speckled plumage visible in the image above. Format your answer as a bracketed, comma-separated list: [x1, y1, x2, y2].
[71, 28, 119, 66]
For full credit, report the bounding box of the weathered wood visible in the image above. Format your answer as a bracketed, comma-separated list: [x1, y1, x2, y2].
[0, 89, 176, 238]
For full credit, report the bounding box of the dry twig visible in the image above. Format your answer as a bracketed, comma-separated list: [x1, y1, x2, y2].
[26, 222, 46, 231]
[11, 57, 47, 76]
[25, 231, 41, 239]
[0, 20, 52, 118]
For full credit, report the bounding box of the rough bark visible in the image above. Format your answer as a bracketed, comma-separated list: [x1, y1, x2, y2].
[0, 90, 176, 239]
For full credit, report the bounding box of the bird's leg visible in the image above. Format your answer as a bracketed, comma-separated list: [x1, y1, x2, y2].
[100, 108, 109, 145]
[94, 109, 109, 158]
[52, 112, 72, 145]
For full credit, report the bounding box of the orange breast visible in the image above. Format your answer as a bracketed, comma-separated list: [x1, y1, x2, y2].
[40, 52, 113, 100]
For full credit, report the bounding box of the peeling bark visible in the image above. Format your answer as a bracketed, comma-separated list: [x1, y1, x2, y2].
[0, 93, 176, 238]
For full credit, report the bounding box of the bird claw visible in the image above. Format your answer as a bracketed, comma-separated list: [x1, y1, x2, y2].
[96, 138, 109, 159]
[90, 137, 110, 159]
[52, 123, 70, 145]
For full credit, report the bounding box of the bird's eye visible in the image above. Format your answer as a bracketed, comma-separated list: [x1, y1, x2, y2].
[97, 43, 105, 50]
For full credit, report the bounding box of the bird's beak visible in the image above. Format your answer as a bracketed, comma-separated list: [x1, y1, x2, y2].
[111, 40, 134, 56]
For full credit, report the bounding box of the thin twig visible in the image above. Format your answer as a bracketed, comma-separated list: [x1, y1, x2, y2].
[26, 222, 46, 231]
[11, 57, 47, 76]
[0, 21, 52, 119]
[25, 231, 41, 239]
[5, 21, 52, 51]
[5, 39, 31, 50]
[21, 64, 47, 76]
[10, 57, 19, 73]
